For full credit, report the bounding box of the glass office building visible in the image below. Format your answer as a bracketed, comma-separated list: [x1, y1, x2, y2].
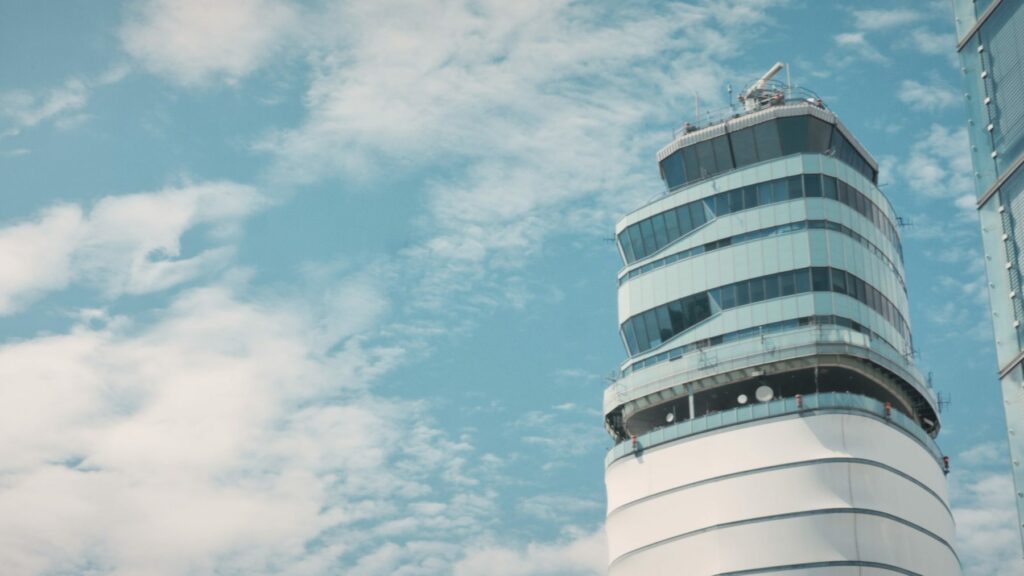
[603, 69, 961, 575]
[952, 0, 1024, 552]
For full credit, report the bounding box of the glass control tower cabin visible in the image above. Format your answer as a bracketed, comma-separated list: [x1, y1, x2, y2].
[603, 64, 960, 575]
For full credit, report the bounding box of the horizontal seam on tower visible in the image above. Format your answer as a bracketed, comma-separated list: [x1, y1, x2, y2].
[605, 456, 953, 519]
[606, 507, 961, 569]
[713, 559, 922, 576]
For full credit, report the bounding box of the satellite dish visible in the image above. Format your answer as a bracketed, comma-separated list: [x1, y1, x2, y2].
[737, 394, 748, 405]
[665, 412, 675, 423]
[755, 385, 774, 402]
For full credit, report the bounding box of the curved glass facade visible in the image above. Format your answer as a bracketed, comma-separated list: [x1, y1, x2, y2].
[618, 172, 903, 264]
[619, 218, 907, 294]
[620, 266, 911, 356]
[658, 116, 877, 190]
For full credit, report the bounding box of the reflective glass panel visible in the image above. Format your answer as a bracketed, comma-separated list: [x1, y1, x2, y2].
[731, 127, 758, 166]
[753, 120, 782, 158]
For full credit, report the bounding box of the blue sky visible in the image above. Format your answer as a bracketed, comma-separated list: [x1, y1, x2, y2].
[1, 1, 1021, 574]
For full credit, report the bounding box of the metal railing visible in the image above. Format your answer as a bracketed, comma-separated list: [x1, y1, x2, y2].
[672, 82, 825, 139]
[605, 391, 942, 467]
[607, 325, 923, 404]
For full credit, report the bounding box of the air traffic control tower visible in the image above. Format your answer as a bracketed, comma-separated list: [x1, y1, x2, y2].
[603, 64, 961, 575]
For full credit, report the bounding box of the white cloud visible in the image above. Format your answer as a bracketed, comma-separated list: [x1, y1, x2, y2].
[121, 0, 299, 87]
[452, 528, 606, 576]
[0, 275, 501, 575]
[907, 27, 954, 56]
[950, 442, 1024, 576]
[254, 0, 785, 313]
[902, 124, 975, 199]
[833, 32, 888, 63]
[519, 494, 602, 523]
[852, 8, 926, 31]
[0, 66, 130, 136]
[898, 79, 960, 111]
[0, 181, 266, 314]
[0, 78, 88, 132]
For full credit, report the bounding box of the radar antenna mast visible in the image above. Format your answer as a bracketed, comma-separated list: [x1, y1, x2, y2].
[739, 62, 785, 112]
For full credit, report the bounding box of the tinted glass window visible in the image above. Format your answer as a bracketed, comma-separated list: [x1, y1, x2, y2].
[676, 205, 693, 232]
[664, 208, 680, 240]
[778, 116, 808, 155]
[696, 141, 716, 178]
[623, 323, 638, 355]
[713, 136, 734, 171]
[750, 277, 765, 302]
[832, 269, 847, 294]
[651, 213, 668, 248]
[795, 269, 811, 293]
[779, 271, 796, 296]
[715, 192, 730, 216]
[683, 147, 700, 182]
[693, 294, 711, 324]
[808, 118, 832, 151]
[662, 150, 686, 189]
[787, 175, 803, 199]
[640, 220, 656, 254]
[720, 285, 736, 309]
[735, 282, 750, 306]
[668, 301, 685, 333]
[633, 314, 650, 351]
[765, 274, 780, 299]
[620, 228, 636, 262]
[729, 189, 744, 212]
[731, 127, 758, 166]
[823, 176, 838, 199]
[772, 179, 789, 202]
[690, 202, 707, 228]
[744, 186, 758, 209]
[753, 121, 782, 158]
[812, 267, 830, 291]
[643, 310, 661, 347]
[804, 174, 822, 197]
[655, 307, 674, 341]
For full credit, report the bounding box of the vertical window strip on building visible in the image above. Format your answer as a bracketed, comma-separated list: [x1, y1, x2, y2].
[1000, 166, 1024, 347]
[982, 0, 1024, 172]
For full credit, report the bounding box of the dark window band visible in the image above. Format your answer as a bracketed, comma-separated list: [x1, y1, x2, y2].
[618, 172, 902, 264]
[618, 218, 906, 295]
[658, 115, 876, 192]
[620, 267, 910, 357]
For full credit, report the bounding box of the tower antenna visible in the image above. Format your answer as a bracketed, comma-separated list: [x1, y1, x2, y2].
[740, 62, 785, 112]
